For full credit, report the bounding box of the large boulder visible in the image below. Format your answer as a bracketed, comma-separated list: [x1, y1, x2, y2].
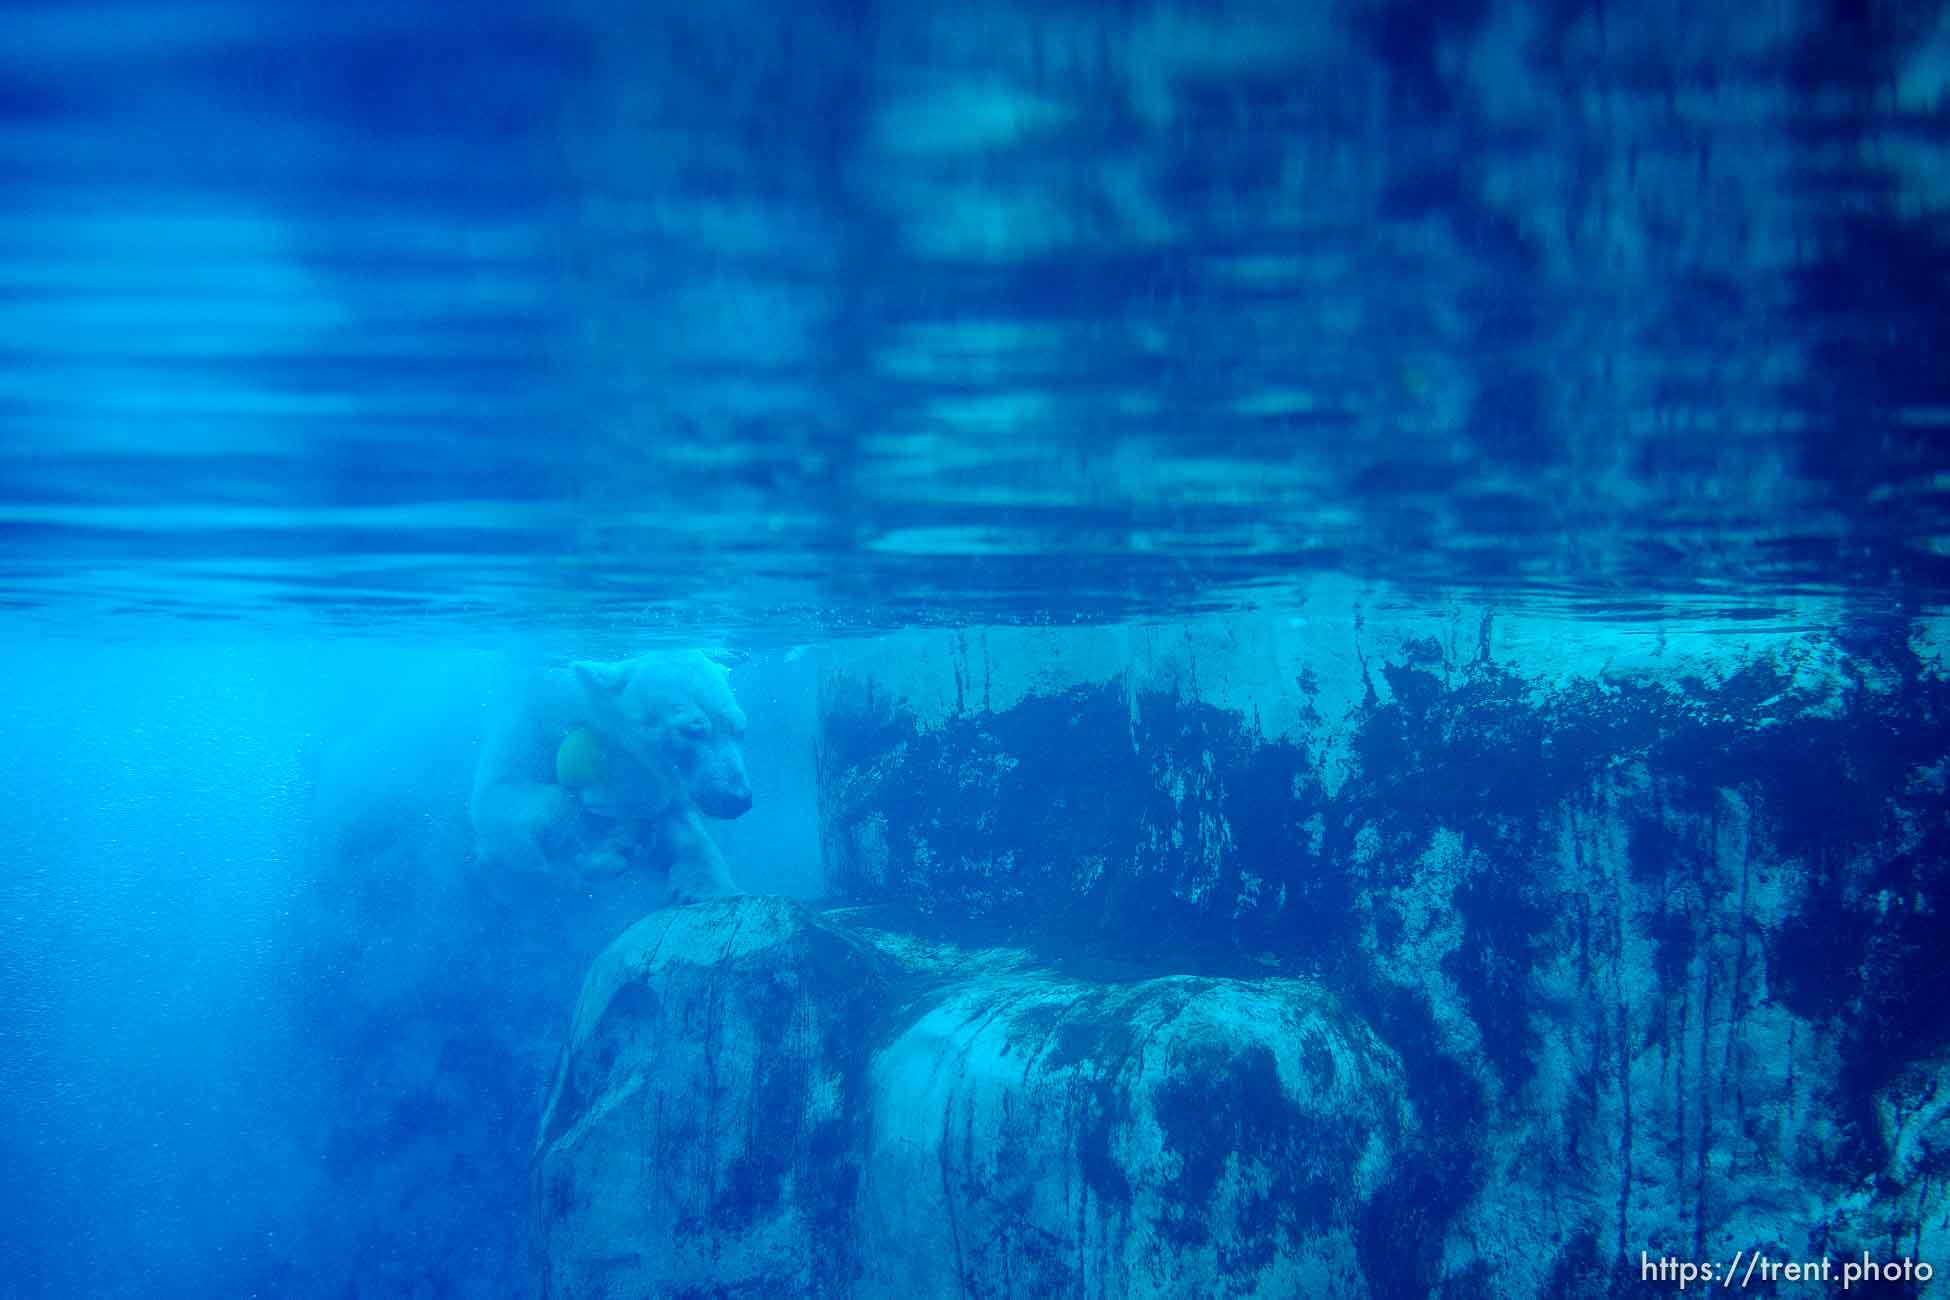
[858, 969, 1411, 1299]
[533, 898, 894, 1299]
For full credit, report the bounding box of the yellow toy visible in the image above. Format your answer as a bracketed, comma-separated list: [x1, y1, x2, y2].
[555, 725, 609, 789]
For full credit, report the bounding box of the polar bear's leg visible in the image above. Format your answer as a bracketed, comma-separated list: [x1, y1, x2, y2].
[470, 777, 580, 877]
[658, 805, 743, 902]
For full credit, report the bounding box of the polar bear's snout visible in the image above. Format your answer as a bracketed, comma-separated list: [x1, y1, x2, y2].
[690, 734, 753, 819]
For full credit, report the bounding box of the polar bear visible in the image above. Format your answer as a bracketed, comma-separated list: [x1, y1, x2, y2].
[469, 650, 753, 901]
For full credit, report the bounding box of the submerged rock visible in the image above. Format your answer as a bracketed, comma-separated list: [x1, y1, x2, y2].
[811, 617, 1950, 1294]
[534, 897, 1415, 1299]
[860, 971, 1410, 1299]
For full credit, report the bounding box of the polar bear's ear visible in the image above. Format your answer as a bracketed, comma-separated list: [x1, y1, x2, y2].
[572, 660, 627, 696]
[702, 648, 746, 670]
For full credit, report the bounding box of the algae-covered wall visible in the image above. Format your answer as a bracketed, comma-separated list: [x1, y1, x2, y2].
[813, 598, 1950, 1294]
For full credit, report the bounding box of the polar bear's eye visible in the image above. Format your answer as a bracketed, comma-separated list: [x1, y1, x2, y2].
[678, 714, 711, 739]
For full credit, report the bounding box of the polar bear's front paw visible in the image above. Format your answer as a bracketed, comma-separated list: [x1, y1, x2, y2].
[667, 879, 746, 905]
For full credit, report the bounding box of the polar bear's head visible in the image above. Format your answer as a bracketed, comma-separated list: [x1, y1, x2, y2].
[570, 650, 753, 819]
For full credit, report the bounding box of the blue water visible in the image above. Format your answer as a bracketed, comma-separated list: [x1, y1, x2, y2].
[4, 0, 1948, 1296]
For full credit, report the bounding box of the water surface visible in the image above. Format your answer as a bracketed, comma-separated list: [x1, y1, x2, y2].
[4, 0, 1945, 637]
